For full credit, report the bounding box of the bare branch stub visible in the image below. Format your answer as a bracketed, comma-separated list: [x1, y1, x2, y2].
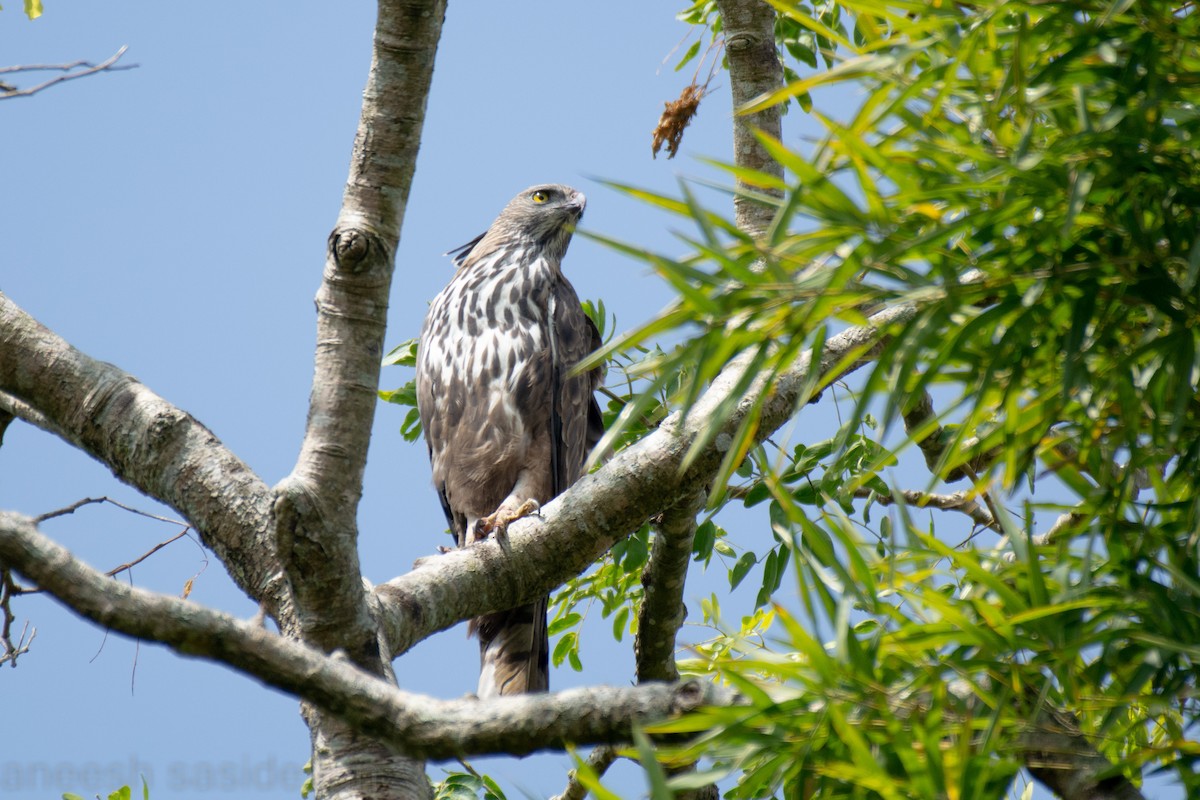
[1, 46, 136, 100]
[550, 745, 619, 800]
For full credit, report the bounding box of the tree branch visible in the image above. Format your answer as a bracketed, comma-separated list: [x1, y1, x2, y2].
[901, 388, 996, 483]
[0, 564, 35, 667]
[637, 490, 706, 683]
[0, 389, 61, 441]
[273, 0, 447, 672]
[852, 487, 997, 531]
[273, 2, 448, 797]
[0, 508, 734, 758]
[714, 0, 784, 237]
[1019, 691, 1146, 800]
[0, 46, 135, 99]
[0, 293, 281, 611]
[551, 746, 619, 800]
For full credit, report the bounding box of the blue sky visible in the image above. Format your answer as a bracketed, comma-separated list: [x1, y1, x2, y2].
[2, 4, 1181, 800]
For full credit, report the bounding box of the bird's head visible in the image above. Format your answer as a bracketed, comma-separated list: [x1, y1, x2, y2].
[496, 184, 586, 262]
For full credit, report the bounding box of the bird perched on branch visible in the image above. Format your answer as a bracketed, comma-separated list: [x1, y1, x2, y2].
[416, 184, 604, 697]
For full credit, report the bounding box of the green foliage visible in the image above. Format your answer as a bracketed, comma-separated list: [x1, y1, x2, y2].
[382, 3, 1200, 796]
[432, 769, 507, 800]
[550, 523, 651, 668]
[378, 338, 423, 442]
[601, 0, 1200, 797]
[657, 497, 1200, 798]
[0, 0, 44, 18]
[62, 777, 148, 800]
[675, 0, 847, 111]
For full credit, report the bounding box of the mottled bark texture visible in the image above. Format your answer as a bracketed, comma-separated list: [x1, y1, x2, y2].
[277, 0, 445, 667]
[715, 0, 785, 238]
[1019, 700, 1147, 800]
[277, 1, 447, 798]
[4, 509, 737, 758]
[0, 293, 281, 612]
[636, 490, 707, 683]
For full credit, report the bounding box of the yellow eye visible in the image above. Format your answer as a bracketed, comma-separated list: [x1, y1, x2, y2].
[531, 190, 549, 204]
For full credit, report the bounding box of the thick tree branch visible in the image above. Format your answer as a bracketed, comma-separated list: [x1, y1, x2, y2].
[0, 389, 62, 442]
[0, 293, 281, 611]
[636, 490, 706, 683]
[1019, 693, 1146, 800]
[274, 0, 446, 674]
[275, 0, 445, 668]
[715, 0, 784, 237]
[274, 2, 447, 797]
[0, 508, 734, 758]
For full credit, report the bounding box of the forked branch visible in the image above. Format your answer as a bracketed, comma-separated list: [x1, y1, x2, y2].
[1, 46, 135, 99]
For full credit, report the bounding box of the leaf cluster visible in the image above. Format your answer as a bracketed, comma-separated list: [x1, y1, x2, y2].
[587, 0, 1200, 796]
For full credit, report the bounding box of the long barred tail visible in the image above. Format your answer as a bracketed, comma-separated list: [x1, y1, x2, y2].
[473, 597, 549, 698]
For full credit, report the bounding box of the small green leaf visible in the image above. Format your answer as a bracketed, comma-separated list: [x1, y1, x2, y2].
[612, 605, 630, 642]
[632, 728, 672, 800]
[675, 39, 702, 71]
[692, 519, 716, 561]
[401, 407, 423, 441]
[481, 774, 507, 800]
[548, 612, 582, 636]
[729, 550, 757, 590]
[382, 338, 419, 367]
[552, 630, 577, 667]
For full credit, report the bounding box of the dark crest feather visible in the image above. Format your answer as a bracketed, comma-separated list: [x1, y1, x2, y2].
[445, 232, 486, 268]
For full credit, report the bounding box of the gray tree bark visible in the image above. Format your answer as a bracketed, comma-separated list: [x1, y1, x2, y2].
[277, 1, 446, 797]
[715, 0, 784, 238]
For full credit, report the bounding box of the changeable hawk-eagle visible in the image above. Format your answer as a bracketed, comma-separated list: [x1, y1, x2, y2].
[416, 184, 604, 697]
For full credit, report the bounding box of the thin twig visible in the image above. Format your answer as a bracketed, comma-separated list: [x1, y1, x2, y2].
[12, 498, 199, 596]
[35, 495, 188, 526]
[1, 46, 135, 99]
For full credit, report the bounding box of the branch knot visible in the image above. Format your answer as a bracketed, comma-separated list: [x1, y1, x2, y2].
[328, 227, 377, 273]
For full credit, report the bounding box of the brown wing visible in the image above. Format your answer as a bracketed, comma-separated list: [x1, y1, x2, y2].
[550, 275, 605, 496]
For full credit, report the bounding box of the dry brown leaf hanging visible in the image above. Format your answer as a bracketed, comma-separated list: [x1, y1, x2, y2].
[652, 82, 706, 160]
